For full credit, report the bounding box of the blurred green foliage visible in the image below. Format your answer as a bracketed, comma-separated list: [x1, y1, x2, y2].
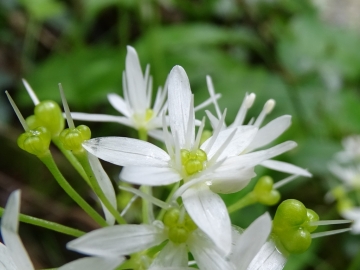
[1, 0, 360, 269]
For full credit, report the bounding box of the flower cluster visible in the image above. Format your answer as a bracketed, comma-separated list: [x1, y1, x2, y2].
[0, 46, 350, 269]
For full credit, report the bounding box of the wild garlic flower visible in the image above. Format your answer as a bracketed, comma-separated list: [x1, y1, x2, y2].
[0, 190, 34, 270]
[335, 135, 360, 163]
[205, 76, 312, 178]
[70, 46, 168, 139]
[83, 65, 298, 254]
[59, 208, 235, 270]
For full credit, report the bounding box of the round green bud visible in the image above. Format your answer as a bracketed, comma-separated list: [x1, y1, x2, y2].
[168, 225, 189, 244]
[26, 115, 43, 130]
[59, 125, 91, 151]
[279, 229, 312, 254]
[185, 159, 203, 175]
[253, 176, 280, 206]
[181, 149, 190, 164]
[184, 214, 197, 232]
[163, 208, 180, 227]
[305, 209, 319, 233]
[34, 101, 64, 136]
[17, 126, 51, 156]
[254, 176, 273, 192]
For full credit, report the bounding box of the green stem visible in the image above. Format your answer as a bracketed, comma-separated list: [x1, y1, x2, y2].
[140, 185, 152, 224]
[39, 152, 108, 227]
[227, 192, 257, 214]
[74, 150, 126, 224]
[138, 128, 148, 141]
[0, 208, 85, 238]
[53, 137, 90, 185]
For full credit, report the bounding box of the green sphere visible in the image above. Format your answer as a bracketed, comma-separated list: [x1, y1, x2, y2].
[34, 101, 64, 136]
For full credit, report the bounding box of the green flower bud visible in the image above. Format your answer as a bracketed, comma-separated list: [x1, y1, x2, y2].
[17, 126, 51, 156]
[26, 115, 43, 130]
[34, 101, 64, 136]
[305, 209, 319, 233]
[253, 176, 281, 206]
[278, 229, 312, 254]
[59, 125, 91, 151]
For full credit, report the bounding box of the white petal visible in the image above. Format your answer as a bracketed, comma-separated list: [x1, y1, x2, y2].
[182, 185, 232, 255]
[246, 115, 292, 152]
[125, 46, 147, 112]
[1, 191, 34, 270]
[260, 160, 312, 177]
[67, 224, 167, 257]
[0, 243, 18, 270]
[201, 126, 257, 160]
[107, 93, 131, 117]
[150, 242, 188, 268]
[121, 166, 182, 186]
[70, 113, 133, 127]
[230, 213, 272, 270]
[168, 66, 192, 148]
[83, 137, 170, 167]
[341, 208, 360, 234]
[88, 153, 117, 225]
[58, 257, 125, 270]
[247, 240, 287, 270]
[187, 230, 235, 270]
[148, 129, 165, 141]
[210, 168, 256, 194]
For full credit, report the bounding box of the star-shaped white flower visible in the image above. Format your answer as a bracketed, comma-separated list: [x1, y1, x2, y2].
[0, 190, 34, 270]
[83, 65, 298, 254]
[70, 46, 168, 139]
[59, 219, 234, 270]
[205, 76, 312, 179]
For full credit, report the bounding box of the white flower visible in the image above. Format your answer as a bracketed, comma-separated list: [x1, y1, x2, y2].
[0, 190, 34, 270]
[205, 76, 312, 178]
[227, 212, 286, 270]
[335, 135, 360, 163]
[60, 216, 234, 270]
[83, 65, 298, 254]
[340, 207, 360, 234]
[70, 46, 168, 139]
[328, 162, 360, 189]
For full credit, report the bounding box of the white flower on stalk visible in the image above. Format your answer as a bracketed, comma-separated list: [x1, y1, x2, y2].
[0, 190, 34, 270]
[205, 76, 312, 178]
[60, 215, 234, 270]
[83, 65, 299, 255]
[70, 46, 168, 139]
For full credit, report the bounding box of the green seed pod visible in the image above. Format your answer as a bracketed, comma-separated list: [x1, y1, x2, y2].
[34, 101, 64, 136]
[181, 149, 190, 164]
[17, 126, 51, 156]
[59, 125, 91, 151]
[258, 190, 281, 206]
[26, 115, 43, 130]
[184, 214, 197, 232]
[163, 208, 180, 227]
[273, 199, 308, 232]
[305, 209, 319, 233]
[279, 229, 312, 254]
[253, 176, 280, 206]
[168, 225, 189, 244]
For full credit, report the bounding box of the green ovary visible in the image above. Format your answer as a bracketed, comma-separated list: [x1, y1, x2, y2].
[163, 208, 197, 244]
[272, 199, 319, 254]
[181, 149, 207, 176]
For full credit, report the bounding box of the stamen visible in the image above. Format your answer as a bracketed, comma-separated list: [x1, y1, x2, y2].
[311, 228, 351, 239]
[120, 195, 139, 216]
[194, 93, 221, 112]
[185, 95, 195, 149]
[193, 117, 206, 150]
[309, 220, 353, 226]
[5, 91, 29, 131]
[204, 109, 227, 153]
[273, 175, 299, 189]
[22, 79, 40, 105]
[208, 128, 237, 164]
[171, 158, 226, 200]
[254, 99, 275, 128]
[205, 75, 221, 118]
[232, 93, 256, 127]
[119, 185, 171, 210]
[59, 83, 75, 129]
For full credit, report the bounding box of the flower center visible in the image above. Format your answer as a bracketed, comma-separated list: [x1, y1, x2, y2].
[180, 149, 207, 176]
[163, 208, 197, 244]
